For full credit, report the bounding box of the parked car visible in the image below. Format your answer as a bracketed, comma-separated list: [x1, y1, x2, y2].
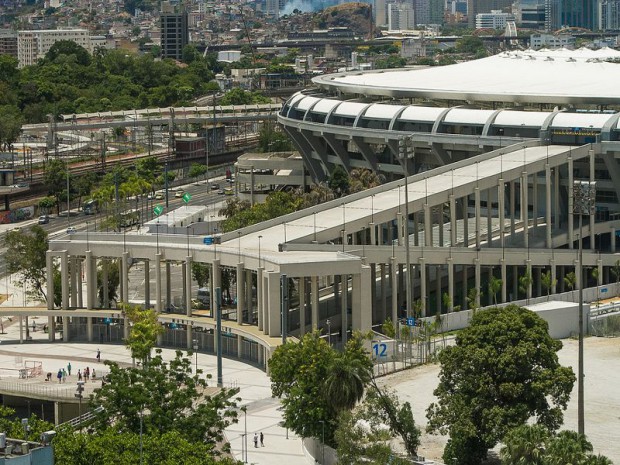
[154, 192, 164, 200]
[175, 190, 184, 198]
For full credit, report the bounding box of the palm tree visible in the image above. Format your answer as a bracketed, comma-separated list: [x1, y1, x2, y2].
[611, 260, 620, 293]
[488, 275, 502, 305]
[501, 424, 549, 465]
[324, 352, 372, 412]
[545, 430, 593, 465]
[518, 271, 533, 303]
[541, 270, 557, 301]
[564, 271, 577, 294]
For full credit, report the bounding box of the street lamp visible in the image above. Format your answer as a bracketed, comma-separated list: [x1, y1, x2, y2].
[319, 420, 325, 464]
[241, 406, 248, 463]
[75, 381, 84, 433]
[398, 136, 414, 320]
[573, 179, 596, 437]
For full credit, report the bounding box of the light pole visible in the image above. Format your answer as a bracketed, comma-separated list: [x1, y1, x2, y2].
[66, 160, 70, 226]
[320, 420, 325, 464]
[398, 136, 414, 320]
[139, 408, 143, 465]
[241, 406, 248, 463]
[573, 180, 596, 437]
[193, 338, 198, 374]
[86, 221, 90, 250]
[75, 381, 84, 433]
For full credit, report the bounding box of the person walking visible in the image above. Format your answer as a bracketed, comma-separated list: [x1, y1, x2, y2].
[96, 349, 101, 363]
[260, 432, 264, 447]
[91, 368, 96, 380]
[77, 369, 82, 382]
[62, 368, 67, 383]
[56, 369, 62, 384]
[253, 433, 258, 448]
[85, 367, 90, 382]
[67, 362, 72, 376]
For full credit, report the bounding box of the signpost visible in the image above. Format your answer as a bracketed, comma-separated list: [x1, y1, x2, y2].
[407, 317, 416, 327]
[182, 193, 192, 203]
[153, 205, 164, 216]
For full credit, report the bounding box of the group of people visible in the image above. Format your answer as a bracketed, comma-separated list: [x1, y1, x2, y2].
[253, 432, 265, 448]
[46, 349, 102, 383]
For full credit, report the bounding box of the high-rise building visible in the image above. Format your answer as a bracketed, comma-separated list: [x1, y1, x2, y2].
[428, 0, 446, 24]
[476, 9, 515, 28]
[0, 29, 17, 59]
[414, 0, 430, 24]
[160, 1, 188, 61]
[376, 0, 398, 27]
[544, 0, 598, 31]
[17, 29, 90, 68]
[600, 0, 620, 30]
[467, 0, 514, 27]
[517, 0, 546, 30]
[388, 2, 416, 30]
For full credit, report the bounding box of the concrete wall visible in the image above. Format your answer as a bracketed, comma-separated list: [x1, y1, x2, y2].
[525, 301, 588, 339]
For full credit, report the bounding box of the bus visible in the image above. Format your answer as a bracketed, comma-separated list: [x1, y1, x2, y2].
[83, 199, 99, 215]
[119, 209, 140, 228]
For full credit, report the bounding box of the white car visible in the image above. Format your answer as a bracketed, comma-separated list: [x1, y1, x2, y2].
[66, 227, 77, 234]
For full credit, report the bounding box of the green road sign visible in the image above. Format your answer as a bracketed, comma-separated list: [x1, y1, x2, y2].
[182, 192, 192, 203]
[153, 205, 164, 216]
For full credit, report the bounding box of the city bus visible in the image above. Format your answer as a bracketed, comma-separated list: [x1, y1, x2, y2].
[119, 209, 140, 228]
[83, 199, 100, 215]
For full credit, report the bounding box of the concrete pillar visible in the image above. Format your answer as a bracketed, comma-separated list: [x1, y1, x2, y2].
[463, 197, 469, 247]
[546, 164, 552, 248]
[212, 259, 221, 315]
[262, 272, 269, 334]
[46, 251, 54, 310]
[352, 267, 372, 332]
[501, 259, 507, 303]
[77, 259, 83, 308]
[449, 194, 457, 247]
[237, 263, 245, 324]
[612, 228, 617, 253]
[257, 268, 264, 331]
[341, 274, 348, 344]
[474, 258, 481, 309]
[424, 204, 432, 247]
[551, 260, 557, 294]
[155, 254, 163, 313]
[70, 258, 77, 308]
[380, 264, 387, 320]
[165, 262, 171, 310]
[590, 149, 596, 251]
[267, 272, 281, 337]
[63, 316, 69, 342]
[526, 259, 533, 300]
[436, 264, 442, 314]
[498, 179, 505, 247]
[60, 251, 69, 310]
[87, 317, 93, 342]
[121, 252, 129, 303]
[487, 189, 492, 247]
[144, 259, 150, 309]
[378, 223, 384, 245]
[102, 259, 109, 309]
[390, 257, 398, 323]
[370, 265, 376, 320]
[369, 222, 376, 246]
[447, 258, 454, 312]
[533, 170, 538, 231]
[85, 252, 95, 310]
[510, 181, 516, 242]
[396, 212, 404, 246]
[185, 257, 192, 317]
[246, 269, 253, 323]
[568, 156, 574, 249]
[535, 267, 542, 297]
[554, 166, 560, 228]
[19, 316, 23, 344]
[474, 187, 481, 249]
[597, 259, 603, 286]
[311, 276, 319, 330]
[299, 277, 306, 336]
[521, 172, 528, 249]
[187, 326, 194, 351]
[419, 258, 427, 317]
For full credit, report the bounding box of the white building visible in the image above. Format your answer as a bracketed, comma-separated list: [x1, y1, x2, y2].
[475, 10, 516, 29]
[530, 33, 575, 49]
[17, 29, 91, 68]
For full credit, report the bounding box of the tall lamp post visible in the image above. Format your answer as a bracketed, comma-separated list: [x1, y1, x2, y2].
[573, 180, 596, 437]
[398, 136, 414, 319]
[192, 338, 198, 374]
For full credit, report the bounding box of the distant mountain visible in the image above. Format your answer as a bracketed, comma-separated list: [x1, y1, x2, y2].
[314, 3, 374, 39]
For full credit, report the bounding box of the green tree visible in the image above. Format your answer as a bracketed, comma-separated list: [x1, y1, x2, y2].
[122, 303, 164, 364]
[564, 271, 577, 292]
[43, 158, 67, 213]
[501, 424, 549, 465]
[45, 40, 92, 66]
[188, 163, 208, 178]
[270, 331, 371, 446]
[426, 305, 575, 465]
[38, 196, 56, 214]
[328, 165, 350, 196]
[192, 262, 210, 288]
[611, 260, 620, 289]
[0, 105, 23, 151]
[91, 349, 239, 446]
[488, 275, 502, 305]
[4, 225, 49, 301]
[0, 406, 54, 440]
[518, 271, 533, 301]
[97, 259, 120, 305]
[541, 270, 557, 300]
[381, 317, 396, 338]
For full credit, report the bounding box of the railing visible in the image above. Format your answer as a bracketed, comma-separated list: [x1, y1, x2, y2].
[59, 406, 104, 429]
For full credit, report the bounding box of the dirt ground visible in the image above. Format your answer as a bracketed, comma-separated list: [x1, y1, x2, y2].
[378, 337, 620, 463]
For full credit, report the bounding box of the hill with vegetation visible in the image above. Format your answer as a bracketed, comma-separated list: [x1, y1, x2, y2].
[314, 2, 374, 38]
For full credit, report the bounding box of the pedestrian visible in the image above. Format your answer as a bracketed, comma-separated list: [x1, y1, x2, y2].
[96, 349, 101, 363]
[85, 367, 90, 382]
[78, 369, 82, 382]
[32, 321, 35, 332]
[260, 431, 264, 447]
[91, 368, 96, 380]
[67, 362, 72, 376]
[56, 369, 62, 384]
[253, 433, 258, 448]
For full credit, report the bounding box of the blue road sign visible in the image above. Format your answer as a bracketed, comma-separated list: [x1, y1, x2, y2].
[203, 237, 213, 245]
[407, 317, 415, 327]
[601, 288, 608, 293]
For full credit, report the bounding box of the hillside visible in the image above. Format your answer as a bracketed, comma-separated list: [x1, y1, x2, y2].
[314, 3, 374, 39]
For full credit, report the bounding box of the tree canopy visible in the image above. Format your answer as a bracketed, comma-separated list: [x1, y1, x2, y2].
[426, 305, 575, 465]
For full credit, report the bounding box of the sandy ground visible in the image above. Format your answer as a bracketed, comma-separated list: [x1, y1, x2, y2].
[377, 337, 620, 463]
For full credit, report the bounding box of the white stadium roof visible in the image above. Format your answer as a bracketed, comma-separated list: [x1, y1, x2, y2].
[312, 50, 620, 105]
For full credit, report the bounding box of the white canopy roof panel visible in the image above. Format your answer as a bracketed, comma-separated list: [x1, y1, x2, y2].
[550, 112, 614, 129]
[296, 96, 321, 111]
[332, 101, 368, 117]
[493, 110, 550, 127]
[364, 104, 405, 120]
[399, 106, 445, 122]
[312, 99, 341, 114]
[443, 108, 496, 125]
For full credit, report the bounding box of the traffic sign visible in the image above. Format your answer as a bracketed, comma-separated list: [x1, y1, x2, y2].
[601, 288, 608, 293]
[182, 193, 192, 203]
[406, 317, 416, 327]
[153, 205, 164, 216]
[203, 236, 213, 245]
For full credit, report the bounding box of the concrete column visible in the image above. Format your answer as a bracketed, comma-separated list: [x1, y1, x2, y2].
[535, 267, 542, 297]
[380, 264, 387, 320]
[121, 251, 129, 303]
[257, 268, 264, 331]
[378, 223, 384, 245]
[390, 257, 398, 323]
[212, 259, 221, 315]
[447, 258, 454, 312]
[185, 257, 192, 317]
[155, 254, 163, 313]
[510, 181, 516, 241]
[533, 170, 538, 230]
[19, 316, 23, 344]
[341, 274, 348, 344]
[568, 157, 574, 249]
[474, 187, 481, 249]
[236, 263, 245, 324]
[487, 190, 492, 247]
[396, 212, 404, 246]
[165, 262, 171, 310]
[590, 149, 596, 251]
[61, 251, 69, 310]
[262, 273, 269, 334]
[521, 172, 528, 249]
[474, 258, 481, 309]
[597, 259, 603, 286]
[369, 222, 376, 246]
[118, 259, 124, 305]
[501, 259, 507, 303]
[424, 204, 432, 247]
[311, 276, 319, 330]
[554, 166, 560, 228]
[267, 272, 281, 337]
[526, 259, 533, 300]
[299, 277, 306, 336]
[246, 269, 253, 323]
[436, 264, 442, 314]
[187, 326, 194, 351]
[63, 316, 69, 342]
[144, 259, 150, 309]
[574, 259, 581, 290]
[546, 164, 552, 248]
[463, 197, 469, 247]
[70, 258, 77, 308]
[370, 265, 376, 319]
[419, 258, 427, 317]
[352, 267, 372, 332]
[449, 194, 457, 247]
[413, 213, 419, 246]
[612, 228, 617, 253]
[102, 259, 109, 309]
[46, 251, 54, 310]
[498, 180, 505, 247]
[551, 260, 557, 294]
[77, 259, 83, 308]
[85, 252, 94, 310]
[87, 317, 93, 342]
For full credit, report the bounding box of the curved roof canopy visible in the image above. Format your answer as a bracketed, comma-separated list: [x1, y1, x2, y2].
[312, 50, 620, 105]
